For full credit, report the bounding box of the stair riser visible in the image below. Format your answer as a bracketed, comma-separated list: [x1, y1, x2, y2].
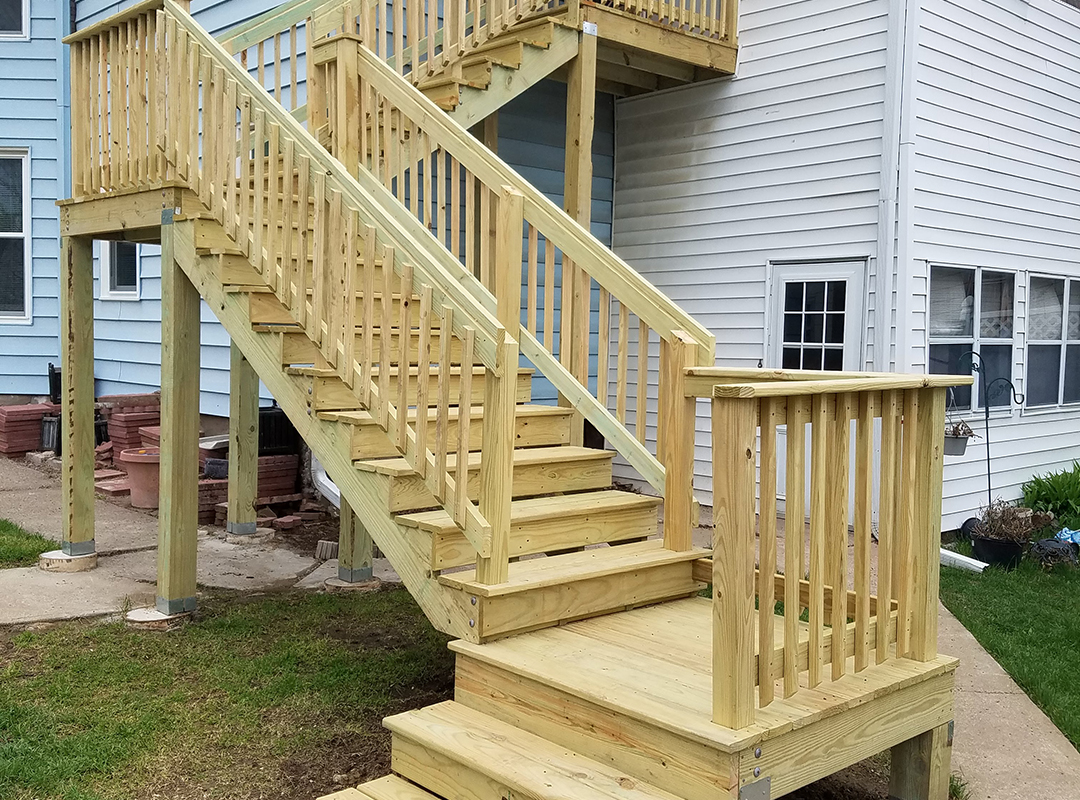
[281, 330, 464, 367]
[384, 455, 613, 513]
[391, 735, 509, 800]
[310, 372, 532, 411]
[250, 291, 429, 329]
[430, 504, 653, 570]
[454, 562, 703, 642]
[350, 410, 572, 459]
[452, 655, 739, 800]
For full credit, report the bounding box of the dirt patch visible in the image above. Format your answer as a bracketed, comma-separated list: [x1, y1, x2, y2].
[785, 757, 890, 800]
[275, 517, 340, 560]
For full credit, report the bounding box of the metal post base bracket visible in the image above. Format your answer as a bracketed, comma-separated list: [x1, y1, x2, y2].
[63, 539, 96, 557]
[740, 777, 771, 800]
[156, 595, 197, 617]
[226, 520, 258, 535]
[338, 565, 374, 583]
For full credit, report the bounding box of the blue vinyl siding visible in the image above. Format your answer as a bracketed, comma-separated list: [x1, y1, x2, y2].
[0, 0, 66, 396]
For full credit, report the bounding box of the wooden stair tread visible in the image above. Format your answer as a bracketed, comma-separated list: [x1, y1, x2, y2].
[439, 539, 705, 597]
[319, 403, 572, 425]
[385, 701, 680, 800]
[346, 776, 437, 800]
[357, 445, 613, 476]
[400, 489, 659, 536]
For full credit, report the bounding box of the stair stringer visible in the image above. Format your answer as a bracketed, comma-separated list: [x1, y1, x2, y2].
[444, 25, 581, 129]
[172, 216, 473, 639]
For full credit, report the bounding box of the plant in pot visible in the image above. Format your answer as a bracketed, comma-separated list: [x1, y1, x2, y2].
[943, 419, 977, 456]
[971, 500, 1046, 569]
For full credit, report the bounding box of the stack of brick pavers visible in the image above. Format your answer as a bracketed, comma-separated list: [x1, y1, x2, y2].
[100, 393, 161, 460]
[0, 404, 58, 458]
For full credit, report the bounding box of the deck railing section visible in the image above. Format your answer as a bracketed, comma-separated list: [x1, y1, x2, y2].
[689, 369, 971, 729]
[66, 0, 521, 585]
[311, 38, 716, 529]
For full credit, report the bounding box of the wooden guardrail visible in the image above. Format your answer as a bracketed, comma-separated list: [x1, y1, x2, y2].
[65, 0, 521, 584]
[681, 369, 972, 728]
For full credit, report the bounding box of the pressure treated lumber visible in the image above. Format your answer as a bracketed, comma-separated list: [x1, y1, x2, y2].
[339, 494, 375, 582]
[227, 343, 259, 534]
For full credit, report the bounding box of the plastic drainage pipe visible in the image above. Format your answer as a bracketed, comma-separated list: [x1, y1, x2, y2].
[941, 548, 987, 573]
[310, 455, 341, 510]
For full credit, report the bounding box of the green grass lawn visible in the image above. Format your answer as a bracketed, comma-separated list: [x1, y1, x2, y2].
[0, 518, 58, 568]
[940, 547, 1080, 749]
[0, 588, 453, 800]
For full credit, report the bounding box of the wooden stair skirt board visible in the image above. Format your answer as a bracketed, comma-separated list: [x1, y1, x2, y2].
[323, 404, 575, 460]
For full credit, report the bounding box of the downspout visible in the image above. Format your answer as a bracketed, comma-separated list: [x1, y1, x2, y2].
[310, 455, 341, 509]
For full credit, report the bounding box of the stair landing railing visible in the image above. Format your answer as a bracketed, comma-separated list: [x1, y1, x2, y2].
[683, 368, 972, 729]
[66, 0, 521, 584]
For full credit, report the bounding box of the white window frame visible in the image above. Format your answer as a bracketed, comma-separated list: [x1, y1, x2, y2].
[0, 148, 31, 323]
[928, 264, 1017, 412]
[0, 0, 29, 40]
[99, 241, 141, 301]
[1024, 273, 1080, 409]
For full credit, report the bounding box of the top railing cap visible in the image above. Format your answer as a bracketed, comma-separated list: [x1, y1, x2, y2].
[64, 0, 165, 43]
[711, 374, 975, 399]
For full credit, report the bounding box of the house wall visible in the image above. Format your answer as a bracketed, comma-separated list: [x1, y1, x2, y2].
[75, 0, 614, 414]
[910, 0, 1080, 527]
[612, 0, 893, 500]
[0, 0, 66, 396]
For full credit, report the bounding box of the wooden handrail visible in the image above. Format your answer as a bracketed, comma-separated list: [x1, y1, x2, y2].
[684, 366, 974, 398]
[712, 375, 975, 399]
[217, 0, 344, 53]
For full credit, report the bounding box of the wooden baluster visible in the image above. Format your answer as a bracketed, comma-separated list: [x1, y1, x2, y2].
[381, 94, 393, 189]
[526, 224, 538, 337]
[896, 389, 919, 657]
[397, 265, 414, 451]
[394, 0, 404, 75]
[326, 189, 344, 368]
[143, 24, 155, 184]
[451, 157, 461, 262]
[455, 328, 476, 525]
[660, 331, 695, 553]
[712, 396, 757, 729]
[408, 0, 420, 78]
[251, 111, 266, 271]
[436, 305, 455, 501]
[362, 225, 378, 407]
[479, 185, 491, 289]
[616, 303, 628, 423]
[216, 71, 233, 224]
[421, 131, 432, 230]
[290, 25, 298, 109]
[266, 122, 281, 292]
[910, 387, 946, 662]
[257, 40, 265, 90]
[784, 395, 808, 697]
[295, 154, 311, 327]
[828, 392, 851, 680]
[119, 23, 130, 189]
[380, 246, 395, 428]
[854, 392, 875, 672]
[465, 167, 476, 273]
[396, 112, 406, 205]
[186, 39, 201, 195]
[636, 320, 649, 444]
[198, 52, 214, 206]
[310, 170, 326, 344]
[89, 35, 100, 192]
[415, 285, 434, 478]
[173, 29, 190, 181]
[597, 287, 610, 405]
[436, 148, 445, 248]
[237, 94, 252, 249]
[544, 235, 555, 351]
[808, 394, 827, 688]
[279, 137, 296, 305]
[71, 41, 86, 196]
[343, 209, 358, 386]
[758, 396, 778, 707]
[129, 19, 142, 187]
[877, 389, 900, 662]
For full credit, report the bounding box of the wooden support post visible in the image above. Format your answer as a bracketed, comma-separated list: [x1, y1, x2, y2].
[712, 396, 757, 729]
[910, 387, 946, 661]
[332, 38, 361, 176]
[227, 342, 259, 535]
[660, 331, 696, 551]
[889, 722, 952, 800]
[156, 213, 201, 616]
[562, 30, 596, 445]
[59, 235, 96, 561]
[338, 494, 375, 582]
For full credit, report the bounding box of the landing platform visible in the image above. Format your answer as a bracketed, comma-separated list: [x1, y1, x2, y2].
[451, 597, 957, 798]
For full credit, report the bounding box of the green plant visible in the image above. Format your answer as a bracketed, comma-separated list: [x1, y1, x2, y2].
[950, 773, 971, 800]
[1022, 462, 1080, 530]
[0, 519, 58, 568]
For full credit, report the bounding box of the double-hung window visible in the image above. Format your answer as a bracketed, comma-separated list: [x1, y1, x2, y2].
[0, 150, 29, 319]
[1026, 276, 1080, 407]
[928, 266, 1015, 410]
[0, 0, 27, 38]
[100, 241, 140, 300]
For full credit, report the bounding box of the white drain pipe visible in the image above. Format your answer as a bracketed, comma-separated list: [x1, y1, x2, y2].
[310, 455, 340, 510]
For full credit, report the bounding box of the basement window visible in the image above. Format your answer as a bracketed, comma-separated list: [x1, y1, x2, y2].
[100, 241, 140, 300]
[0, 0, 27, 37]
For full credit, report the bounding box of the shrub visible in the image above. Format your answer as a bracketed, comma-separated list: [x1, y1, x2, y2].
[1022, 462, 1080, 531]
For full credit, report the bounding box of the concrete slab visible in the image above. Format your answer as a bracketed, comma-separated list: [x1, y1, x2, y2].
[0, 486, 158, 554]
[0, 564, 154, 625]
[0, 457, 56, 491]
[293, 557, 401, 591]
[940, 606, 1080, 800]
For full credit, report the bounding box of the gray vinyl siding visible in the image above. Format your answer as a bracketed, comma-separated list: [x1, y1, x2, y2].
[76, 0, 614, 414]
[912, 0, 1080, 527]
[612, 0, 891, 500]
[0, 0, 65, 396]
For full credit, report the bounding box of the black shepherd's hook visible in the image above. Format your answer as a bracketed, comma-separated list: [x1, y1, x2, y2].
[956, 351, 1025, 510]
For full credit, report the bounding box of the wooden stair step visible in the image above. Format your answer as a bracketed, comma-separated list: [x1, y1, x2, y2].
[330, 776, 437, 800]
[301, 366, 534, 411]
[280, 328, 465, 367]
[322, 403, 574, 459]
[385, 701, 681, 800]
[360, 445, 615, 514]
[461, 41, 525, 69]
[437, 538, 707, 640]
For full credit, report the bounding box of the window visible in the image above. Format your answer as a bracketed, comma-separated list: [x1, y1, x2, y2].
[0, 151, 28, 319]
[781, 280, 847, 370]
[929, 266, 1015, 410]
[0, 0, 27, 37]
[100, 242, 140, 299]
[1026, 276, 1080, 407]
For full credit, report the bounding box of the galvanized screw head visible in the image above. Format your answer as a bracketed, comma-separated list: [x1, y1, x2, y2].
[753, 768, 761, 778]
[754, 748, 761, 758]
[469, 619, 475, 627]
[471, 596, 477, 605]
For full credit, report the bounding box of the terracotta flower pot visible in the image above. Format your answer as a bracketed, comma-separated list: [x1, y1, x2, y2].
[119, 447, 161, 509]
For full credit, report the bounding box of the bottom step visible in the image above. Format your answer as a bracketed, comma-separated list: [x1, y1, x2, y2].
[320, 775, 434, 800]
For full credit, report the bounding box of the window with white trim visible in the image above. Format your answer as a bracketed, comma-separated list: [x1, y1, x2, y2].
[928, 266, 1016, 410]
[0, 0, 27, 37]
[100, 241, 140, 300]
[1026, 276, 1080, 407]
[0, 150, 29, 318]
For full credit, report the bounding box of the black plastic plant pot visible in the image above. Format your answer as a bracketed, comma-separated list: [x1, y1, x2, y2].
[972, 535, 1024, 570]
[943, 435, 969, 456]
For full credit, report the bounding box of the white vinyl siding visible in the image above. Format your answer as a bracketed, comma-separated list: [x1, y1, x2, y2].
[612, 0, 891, 500]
